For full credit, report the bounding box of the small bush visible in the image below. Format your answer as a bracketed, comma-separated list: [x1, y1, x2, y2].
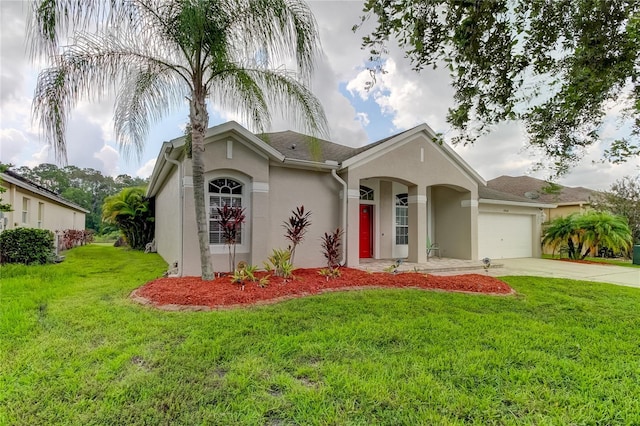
[0, 228, 55, 265]
[320, 228, 343, 275]
[57, 229, 94, 251]
[263, 248, 293, 278]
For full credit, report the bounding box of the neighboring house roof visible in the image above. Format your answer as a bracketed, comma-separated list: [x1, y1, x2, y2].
[487, 175, 597, 205]
[1, 170, 89, 213]
[478, 185, 556, 208]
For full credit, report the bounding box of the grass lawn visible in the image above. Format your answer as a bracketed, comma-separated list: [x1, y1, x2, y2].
[2, 245, 640, 425]
[542, 253, 640, 268]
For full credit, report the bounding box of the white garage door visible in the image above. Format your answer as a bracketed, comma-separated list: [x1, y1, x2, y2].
[478, 213, 533, 259]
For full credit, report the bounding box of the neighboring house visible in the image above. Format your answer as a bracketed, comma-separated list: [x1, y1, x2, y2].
[0, 170, 88, 234]
[487, 175, 597, 222]
[147, 121, 555, 276]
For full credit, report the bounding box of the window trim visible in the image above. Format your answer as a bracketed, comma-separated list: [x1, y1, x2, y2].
[359, 185, 374, 201]
[395, 193, 408, 245]
[205, 173, 250, 255]
[22, 197, 30, 224]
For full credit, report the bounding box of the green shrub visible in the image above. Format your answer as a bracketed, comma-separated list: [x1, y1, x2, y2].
[0, 228, 55, 264]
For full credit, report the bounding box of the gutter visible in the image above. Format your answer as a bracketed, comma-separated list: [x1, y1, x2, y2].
[164, 151, 184, 276]
[331, 169, 347, 266]
[282, 157, 340, 170]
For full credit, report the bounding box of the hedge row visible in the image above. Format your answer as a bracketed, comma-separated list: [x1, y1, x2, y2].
[0, 228, 55, 265]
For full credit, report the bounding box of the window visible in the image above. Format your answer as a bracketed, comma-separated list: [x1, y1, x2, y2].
[38, 202, 45, 228]
[395, 193, 408, 245]
[208, 178, 243, 244]
[359, 185, 374, 201]
[22, 197, 30, 224]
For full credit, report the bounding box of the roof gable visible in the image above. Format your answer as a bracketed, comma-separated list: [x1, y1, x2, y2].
[340, 124, 486, 185]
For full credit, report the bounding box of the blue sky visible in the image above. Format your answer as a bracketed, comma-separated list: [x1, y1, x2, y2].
[1, 1, 638, 190]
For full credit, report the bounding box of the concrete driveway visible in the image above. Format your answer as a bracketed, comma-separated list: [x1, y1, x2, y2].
[497, 258, 640, 288]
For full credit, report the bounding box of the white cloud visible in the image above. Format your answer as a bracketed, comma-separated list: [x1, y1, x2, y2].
[356, 112, 369, 127]
[94, 145, 120, 176]
[0, 128, 29, 164]
[0, 1, 29, 104]
[26, 144, 51, 168]
[136, 158, 157, 178]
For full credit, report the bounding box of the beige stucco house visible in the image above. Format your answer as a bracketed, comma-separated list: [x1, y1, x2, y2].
[147, 121, 555, 276]
[0, 170, 88, 233]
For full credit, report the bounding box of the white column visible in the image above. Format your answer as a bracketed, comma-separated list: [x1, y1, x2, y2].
[408, 186, 427, 263]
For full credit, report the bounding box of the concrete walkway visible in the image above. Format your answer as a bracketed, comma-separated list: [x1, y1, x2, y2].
[357, 257, 640, 288]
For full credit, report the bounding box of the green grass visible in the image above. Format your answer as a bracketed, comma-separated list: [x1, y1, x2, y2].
[2, 245, 640, 424]
[542, 253, 640, 267]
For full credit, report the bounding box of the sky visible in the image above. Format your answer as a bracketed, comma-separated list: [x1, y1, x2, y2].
[1, 0, 638, 191]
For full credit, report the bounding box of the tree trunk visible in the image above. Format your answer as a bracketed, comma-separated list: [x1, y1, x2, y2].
[190, 92, 214, 280]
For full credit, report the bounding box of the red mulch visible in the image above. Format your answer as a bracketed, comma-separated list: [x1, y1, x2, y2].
[557, 258, 613, 265]
[132, 268, 514, 310]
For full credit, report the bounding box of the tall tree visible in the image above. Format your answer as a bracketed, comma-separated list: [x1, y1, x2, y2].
[358, 0, 640, 175]
[102, 187, 155, 250]
[29, 0, 327, 279]
[592, 176, 640, 244]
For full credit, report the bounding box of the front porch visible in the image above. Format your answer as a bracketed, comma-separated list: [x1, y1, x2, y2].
[345, 177, 479, 267]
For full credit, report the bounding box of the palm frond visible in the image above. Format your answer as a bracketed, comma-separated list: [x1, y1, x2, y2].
[115, 68, 188, 159]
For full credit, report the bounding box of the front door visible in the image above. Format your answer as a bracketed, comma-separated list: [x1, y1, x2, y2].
[359, 205, 373, 258]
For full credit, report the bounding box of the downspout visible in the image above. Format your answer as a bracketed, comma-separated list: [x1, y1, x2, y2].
[164, 152, 183, 276]
[331, 169, 347, 266]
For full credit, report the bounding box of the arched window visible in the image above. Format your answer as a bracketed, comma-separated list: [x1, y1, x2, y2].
[395, 193, 408, 245]
[359, 185, 374, 201]
[208, 178, 243, 244]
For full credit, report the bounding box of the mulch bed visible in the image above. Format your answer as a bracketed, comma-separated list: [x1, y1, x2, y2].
[557, 258, 616, 265]
[131, 267, 514, 310]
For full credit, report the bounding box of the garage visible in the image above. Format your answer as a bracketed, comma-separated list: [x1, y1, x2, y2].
[478, 213, 534, 259]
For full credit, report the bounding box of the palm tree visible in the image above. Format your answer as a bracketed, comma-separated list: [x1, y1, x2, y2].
[102, 187, 154, 250]
[29, 0, 327, 279]
[541, 214, 581, 259]
[575, 211, 633, 259]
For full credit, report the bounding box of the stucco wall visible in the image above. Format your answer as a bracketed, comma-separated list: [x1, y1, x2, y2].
[154, 165, 181, 272]
[268, 166, 341, 268]
[347, 135, 477, 192]
[432, 186, 473, 259]
[1, 182, 85, 232]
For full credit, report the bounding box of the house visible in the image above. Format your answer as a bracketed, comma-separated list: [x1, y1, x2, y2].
[487, 175, 597, 222]
[146, 121, 555, 276]
[0, 170, 88, 233]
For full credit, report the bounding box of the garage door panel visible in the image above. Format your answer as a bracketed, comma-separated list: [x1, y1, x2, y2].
[479, 213, 533, 259]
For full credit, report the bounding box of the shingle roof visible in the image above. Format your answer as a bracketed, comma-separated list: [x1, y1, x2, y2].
[478, 185, 544, 203]
[258, 126, 420, 163]
[258, 131, 357, 162]
[487, 175, 597, 204]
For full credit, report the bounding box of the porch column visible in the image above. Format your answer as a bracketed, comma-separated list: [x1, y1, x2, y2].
[408, 185, 427, 263]
[345, 176, 361, 267]
[251, 182, 269, 267]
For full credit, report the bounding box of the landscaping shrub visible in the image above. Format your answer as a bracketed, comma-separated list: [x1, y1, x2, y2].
[0, 228, 55, 264]
[57, 229, 94, 250]
[283, 205, 311, 266]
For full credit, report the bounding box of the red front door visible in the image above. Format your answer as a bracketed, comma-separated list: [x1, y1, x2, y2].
[359, 205, 373, 258]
